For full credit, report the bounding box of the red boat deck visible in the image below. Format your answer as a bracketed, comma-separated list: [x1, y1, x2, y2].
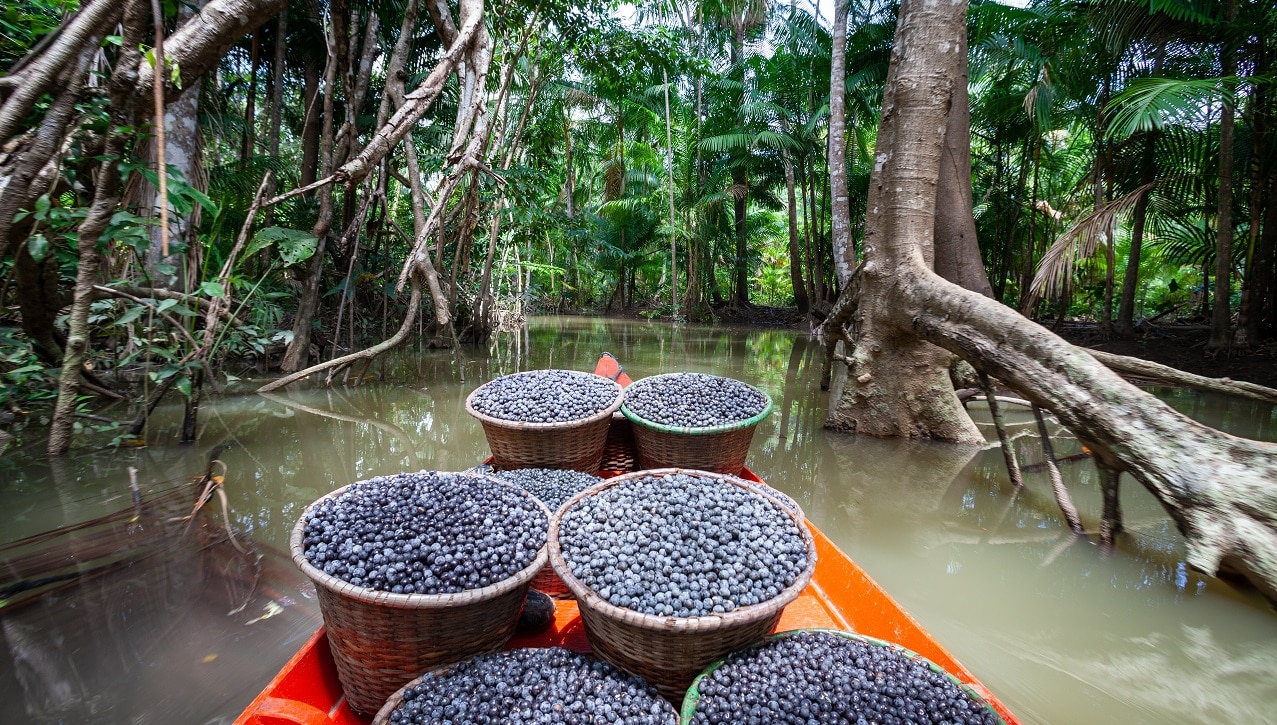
[236, 355, 1018, 724]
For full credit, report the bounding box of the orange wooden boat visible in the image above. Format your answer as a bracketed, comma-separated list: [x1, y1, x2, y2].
[236, 354, 1019, 724]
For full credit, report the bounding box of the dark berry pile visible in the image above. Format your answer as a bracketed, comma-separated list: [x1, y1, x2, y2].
[301, 472, 547, 594]
[737, 477, 802, 518]
[385, 648, 677, 724]
[557, 472, 808, 617]
[470, 370, 620, 424]
[689, 631, 1000, 724]
[491, 468, 602, 512]
[624, 373, 768, 428]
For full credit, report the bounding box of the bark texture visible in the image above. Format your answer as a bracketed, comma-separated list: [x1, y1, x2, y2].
[829, 0, 854, 287]
[825, 0, 1277, 602]
[824, 0, 981, 443]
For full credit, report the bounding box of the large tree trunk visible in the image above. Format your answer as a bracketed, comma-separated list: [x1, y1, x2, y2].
[932, 25, 991, 299]
[825, 0, 981, 443]
[825, 0, 1277, 602]
[828, 0, 854, 287]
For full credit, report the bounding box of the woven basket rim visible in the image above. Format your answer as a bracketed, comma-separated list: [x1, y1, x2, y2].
[290, 472, 550, 608]
[548, 468, 816, 633]
[678, 628, 1006, 724]
[620, 374, 773, 435]
[371, 656, 477, 724]
[465, 371, 624, 431]
[372, 647, 679, 725]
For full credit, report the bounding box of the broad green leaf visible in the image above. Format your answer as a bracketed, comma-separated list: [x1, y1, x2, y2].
[156, 298, 177, 314]
[246, 227, 319, 267]
[175, 375, 192, 398]
[27, 234, 50, 263]
[200, 281, 225, 298]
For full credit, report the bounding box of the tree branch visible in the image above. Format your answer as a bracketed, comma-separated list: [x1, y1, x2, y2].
[1086, 348, 1277, 405]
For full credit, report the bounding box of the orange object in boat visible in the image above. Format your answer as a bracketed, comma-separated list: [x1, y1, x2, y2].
[235, 354, 1019, 724]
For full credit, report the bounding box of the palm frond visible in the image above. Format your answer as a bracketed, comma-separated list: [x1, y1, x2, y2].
[1027, 180, 1159, 306]
[1105, 76, 1223, 140]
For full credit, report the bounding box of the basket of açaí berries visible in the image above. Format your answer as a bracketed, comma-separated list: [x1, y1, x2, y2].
[291, 471, 550, 714]
[466, 369, 623, 472]
[621, 372, 772, 475]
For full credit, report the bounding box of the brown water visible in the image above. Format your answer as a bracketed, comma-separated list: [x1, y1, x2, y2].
[2, 316, 1276, 723]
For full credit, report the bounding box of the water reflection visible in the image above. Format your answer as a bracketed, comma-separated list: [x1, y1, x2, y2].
[2, 316, 1275, 724]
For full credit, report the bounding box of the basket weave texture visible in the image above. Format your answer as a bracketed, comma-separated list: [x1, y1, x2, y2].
[678, 629, 1006, 724]
[529, 563, 573, 599]
[289, 478, 549, 715]
[622, 376, 773, 475]
[548, 468, 816, 701]
[466, 372, 623, 472]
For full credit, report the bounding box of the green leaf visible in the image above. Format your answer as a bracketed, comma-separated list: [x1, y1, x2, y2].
[200, 281, 225, 298]
[175, 375, 191, 399]
[34, 195, 50, 218]
[246, 227, 319, 267]
[156, 298, 177, 314]
[114, 305, 146, 326]
[27, 234, 50, 263]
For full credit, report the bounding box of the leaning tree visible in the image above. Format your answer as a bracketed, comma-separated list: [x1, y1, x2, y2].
[820, 0, 1277, 601]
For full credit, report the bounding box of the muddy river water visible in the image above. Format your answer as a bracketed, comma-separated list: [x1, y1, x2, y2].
[2, 317, 1275, 723]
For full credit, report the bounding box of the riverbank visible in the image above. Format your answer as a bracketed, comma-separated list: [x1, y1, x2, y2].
[624, 304, 1277, 390]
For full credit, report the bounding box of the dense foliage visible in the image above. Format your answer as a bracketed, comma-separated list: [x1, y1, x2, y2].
[0, 0, 1273, 451]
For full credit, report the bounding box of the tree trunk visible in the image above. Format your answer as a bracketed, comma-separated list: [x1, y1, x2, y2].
[241, 29, 260, 160]
[1116, 134, 1155, 337]
[829, 0, 854, 286]
[1241, 35, 1270, 343]
[263, 3, 286, 233]
[663, 67, 677, 313]
[784, 152, 810, 313]
[48, 1, 147, 456]
[825, 0, 981, 443]
[1252, 170, 1276, 339]
[932, 24, 991, 298]
[300, 58, 321, 187]
[144, 3, 203, 290]
[826, 0, 1277, 603]
[1208, 0, 1240, 349]
[731, 24, 749, 307]
[280, 13, 339, 373]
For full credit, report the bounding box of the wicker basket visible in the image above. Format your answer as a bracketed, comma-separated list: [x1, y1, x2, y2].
[622, 376, 773, 475]
[529, 563, 573, 599]
[289, 478, 550, 715]
[548, 469, 817, 701]
[371, 659, 470, 725]
[466, 372, 624, 472]
[679, 629, 1005, 724]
